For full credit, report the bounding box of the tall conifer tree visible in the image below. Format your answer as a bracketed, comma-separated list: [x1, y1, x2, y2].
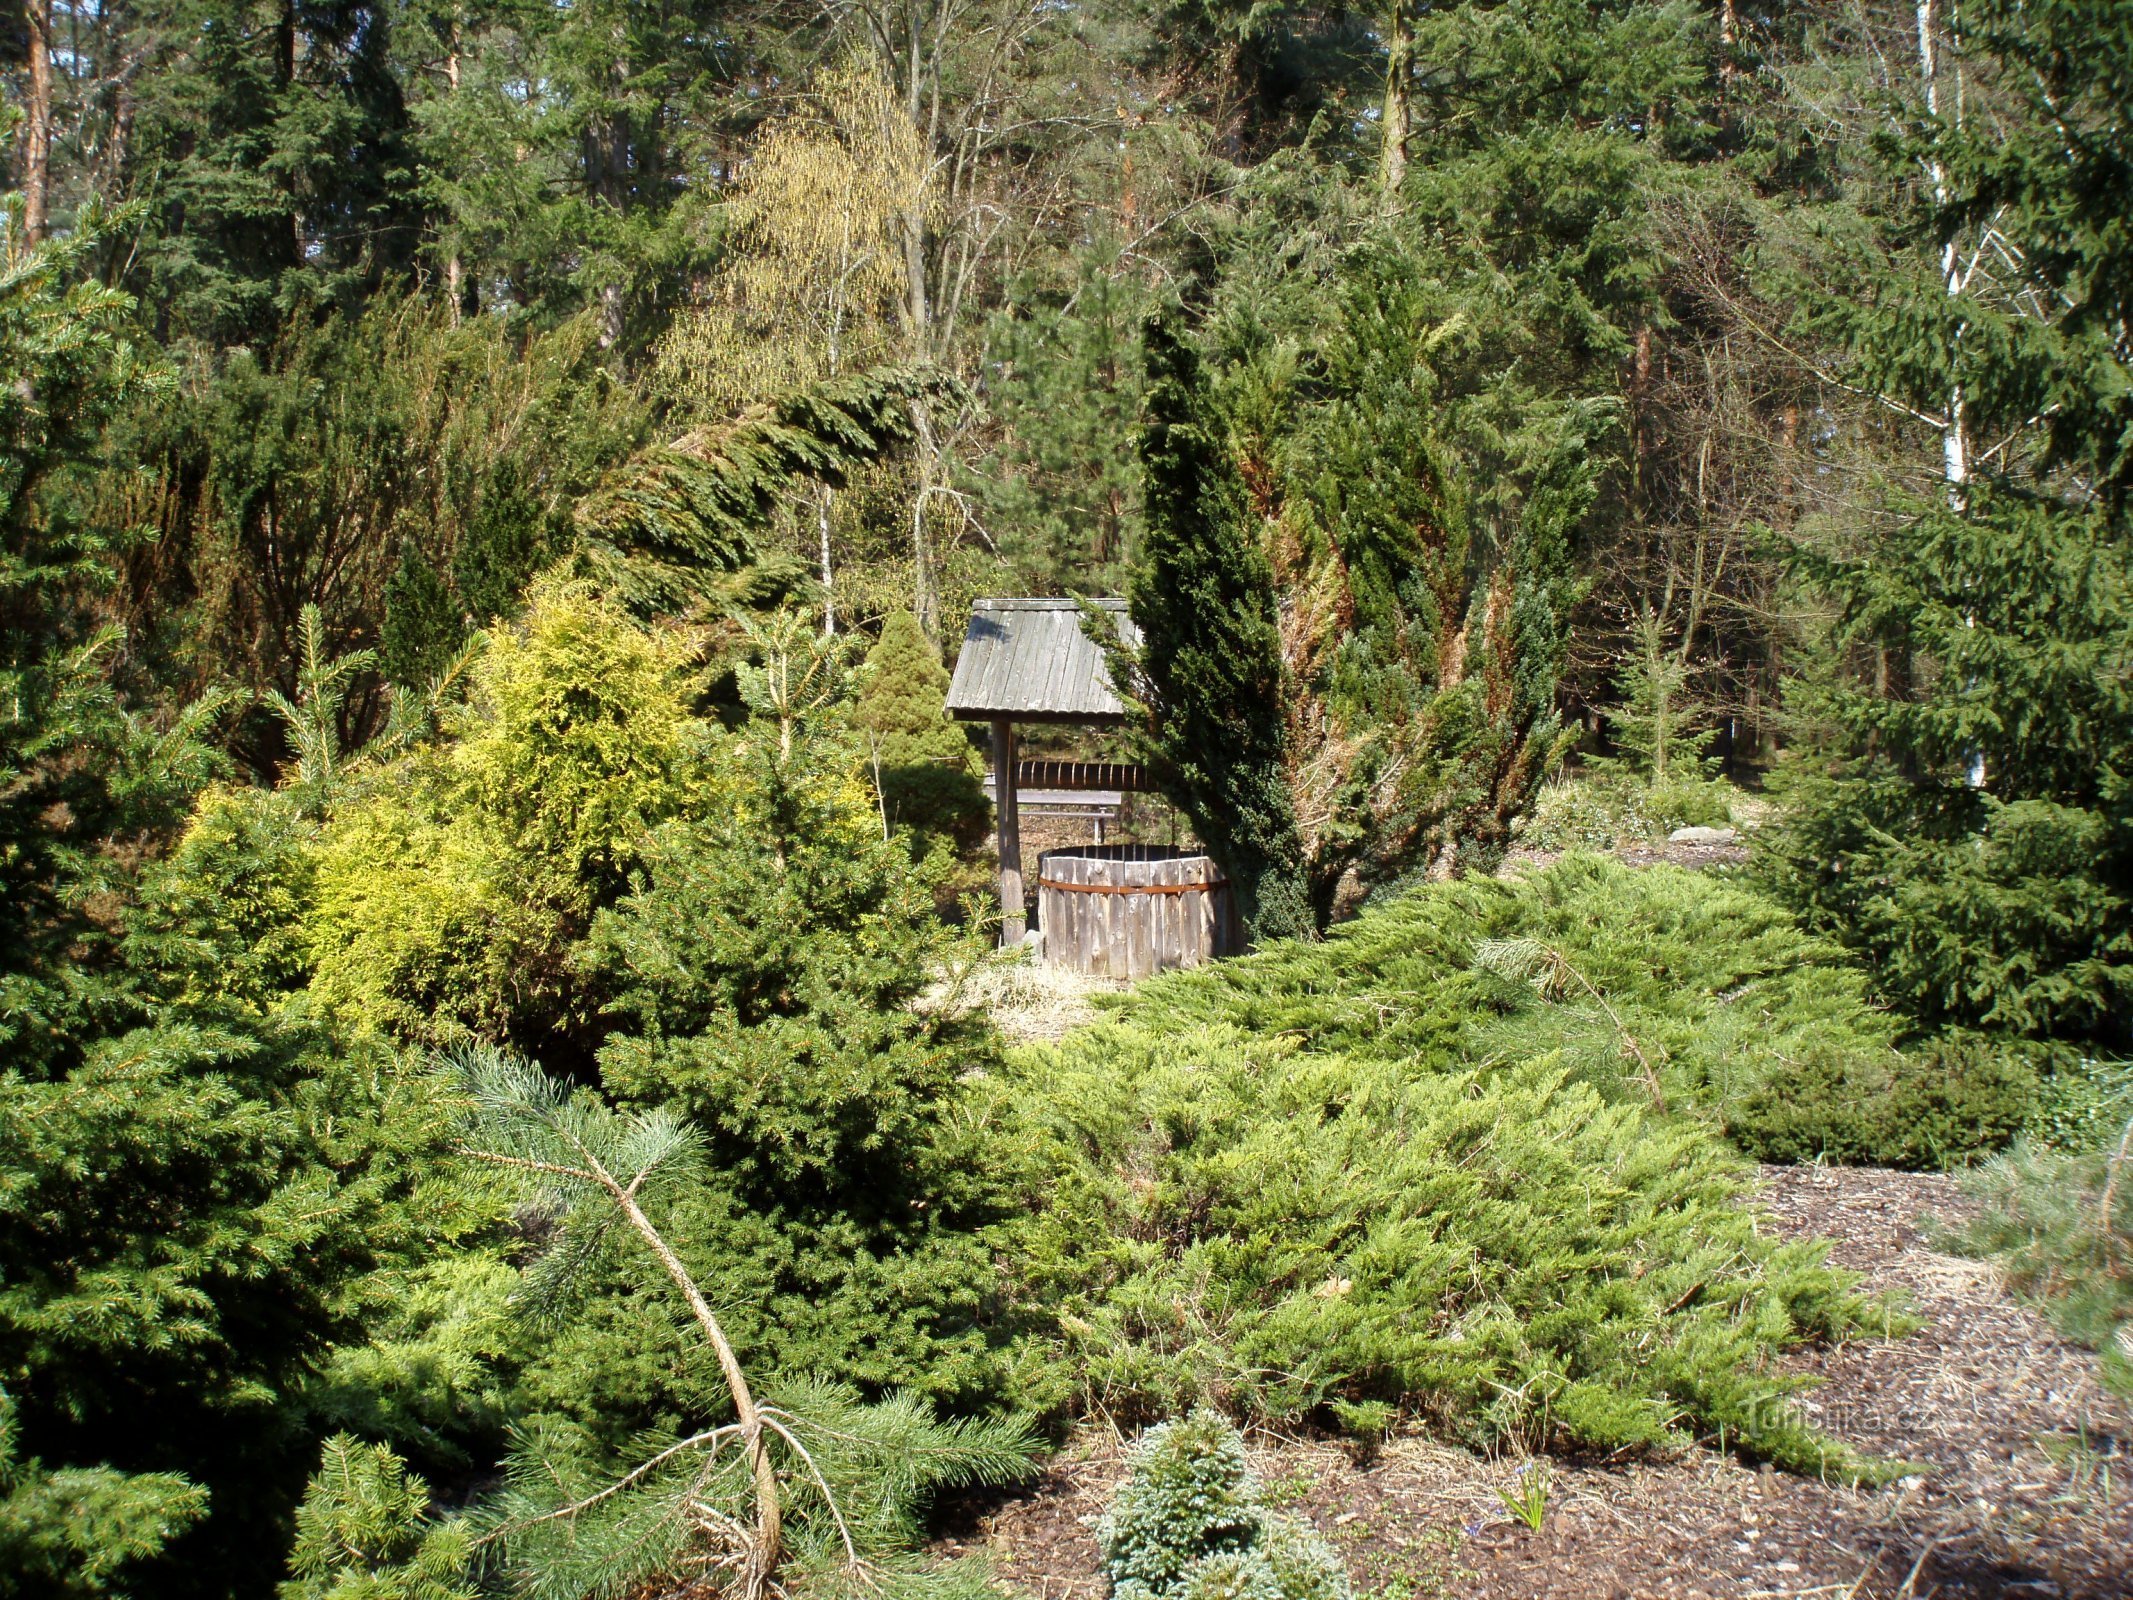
[1127, 315, 1312, 941]
[1763, 0, 2133, 1045]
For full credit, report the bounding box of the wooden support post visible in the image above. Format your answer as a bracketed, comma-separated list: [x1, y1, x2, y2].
[993, 719, 1024, 946]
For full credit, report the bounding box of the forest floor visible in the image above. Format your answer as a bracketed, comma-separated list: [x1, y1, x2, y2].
[937, 1165, 2133, 1599]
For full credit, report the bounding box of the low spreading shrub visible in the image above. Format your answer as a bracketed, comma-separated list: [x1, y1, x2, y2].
[1011, 1019, 1896, 1478]
[1725, 1036, 2038, 1170]
[1098, 1412, 1349, 1600]
[1101, 853, 2026, 1165]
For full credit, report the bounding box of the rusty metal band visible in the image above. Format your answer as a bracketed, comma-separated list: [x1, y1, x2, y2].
[1036, 877, 1206, 896]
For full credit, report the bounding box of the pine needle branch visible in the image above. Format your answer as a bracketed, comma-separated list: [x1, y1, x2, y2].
[442, 1046, 785, 1597]
[471, 1427, 745, 1550]
[1472, 937, 1669, 1114]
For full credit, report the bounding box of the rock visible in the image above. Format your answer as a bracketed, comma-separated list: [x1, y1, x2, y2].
[1666, 824, 1738, 846]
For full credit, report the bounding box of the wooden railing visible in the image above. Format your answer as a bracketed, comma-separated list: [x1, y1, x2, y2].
[990, 759, 1155, 793]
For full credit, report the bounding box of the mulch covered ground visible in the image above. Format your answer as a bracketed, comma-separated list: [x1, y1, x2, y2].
[938, 1166, 2132, 1599]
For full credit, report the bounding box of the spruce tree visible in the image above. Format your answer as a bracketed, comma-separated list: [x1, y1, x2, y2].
[571, 618, 1020, 1404]
[1762, 1, 2133, 1046]
[852, 610, 987, 854]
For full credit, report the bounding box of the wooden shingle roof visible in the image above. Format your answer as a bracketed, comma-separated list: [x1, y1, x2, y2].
[944, 598, 1139, 723]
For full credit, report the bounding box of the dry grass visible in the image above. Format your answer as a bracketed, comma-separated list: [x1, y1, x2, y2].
[958, 947, 1131, 1045]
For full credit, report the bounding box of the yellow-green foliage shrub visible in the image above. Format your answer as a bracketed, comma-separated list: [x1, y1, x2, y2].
[305, 578, 706, 1050]
[447, 576, 698, 910]
[133, 784, 317, 1015]
[305, 770, 523, 1045]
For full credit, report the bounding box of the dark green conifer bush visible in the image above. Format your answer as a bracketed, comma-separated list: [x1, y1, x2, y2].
[1757, 492, 2133, 1050]
[0, 1391, 207, 1600]
[574, 630, 1027, 1413]
[283, 1048, 1038, 1600]
[1098, 1411, 1349, 1600]
[1726, 1037, 2038, 1169]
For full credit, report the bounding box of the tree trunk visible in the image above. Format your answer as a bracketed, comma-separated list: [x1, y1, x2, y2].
[993, 720, 1023, 945]
[445, 37, 465, 324]
[1630, 323, 1654, 508]
[817, 484, 836, 636]
[23, 0, 54, 244]
[887, 40, 939, 635]
[595, 25, 630, 349]
[610, 1186, 782, 1597]
[1916, 0, 1969, 501]
[1379, 3, 1412, 193]
[908, 407, 938, 639]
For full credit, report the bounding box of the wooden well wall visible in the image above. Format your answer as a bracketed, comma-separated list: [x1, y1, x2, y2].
[1035, 844, 1242, 980]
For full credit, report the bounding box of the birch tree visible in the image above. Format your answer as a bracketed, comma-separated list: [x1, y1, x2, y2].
[658, 61, 924, 633]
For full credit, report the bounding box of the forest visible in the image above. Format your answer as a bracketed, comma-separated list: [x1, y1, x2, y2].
[3, 0, 2131, 1596]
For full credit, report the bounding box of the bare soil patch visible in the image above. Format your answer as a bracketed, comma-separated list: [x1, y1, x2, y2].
[941, 1166, 2132, 1598]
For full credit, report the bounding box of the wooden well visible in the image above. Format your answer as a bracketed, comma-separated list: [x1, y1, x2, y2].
[1036, 844, 1242, 980]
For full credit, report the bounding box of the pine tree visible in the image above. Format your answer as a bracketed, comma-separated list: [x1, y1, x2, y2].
[979, 239, 1151, 591]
